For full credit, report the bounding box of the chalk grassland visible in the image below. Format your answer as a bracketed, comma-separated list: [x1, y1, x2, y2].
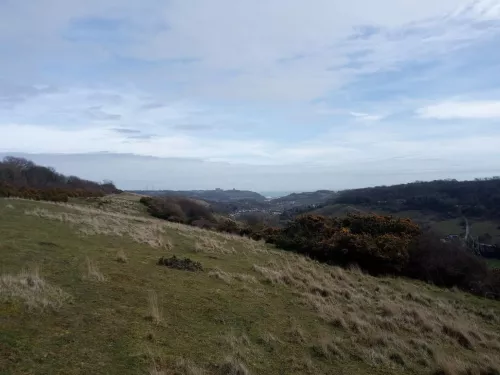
[1, 195, 500, 375]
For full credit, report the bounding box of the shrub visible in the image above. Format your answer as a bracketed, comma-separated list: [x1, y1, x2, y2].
[216, 218, 247, 235]
[191, 218, 217, 230]
[157, 256, 203, 272]
[140, 196, 214, 225]
[405, 232, 499, 298]
[274, 213, 421, 274]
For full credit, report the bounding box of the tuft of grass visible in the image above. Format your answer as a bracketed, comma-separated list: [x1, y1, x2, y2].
[85, 257, 106, 282]
[219, 356, 251, 375]
[209, 268, 233, 284]
[116, 249, 128, 263]
[6, 203, 14, 209]
[209, 268, 257, 285]
[442, 323, 474, 350]
[147, 290, 162, 325]
[174, 358, 206, 375]
[149, 367, 165, 375]
[147, 347, 166, 375]
[0, 266, 70, 310]
[194, 235, 233, 255]
[431, 354, 500, 375]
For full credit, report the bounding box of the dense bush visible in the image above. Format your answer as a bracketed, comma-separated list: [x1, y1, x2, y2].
[273, 214, 421, 274]
[157, 256, 203, 272]
[140, 196, 215, 225]
[215, 218, 247, 235]
[405, 232, 499, 298]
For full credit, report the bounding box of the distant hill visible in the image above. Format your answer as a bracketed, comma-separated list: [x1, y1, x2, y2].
[334, 177, 500, 220]
[271, 190, 336, 206]
[131, 189, 266, 202]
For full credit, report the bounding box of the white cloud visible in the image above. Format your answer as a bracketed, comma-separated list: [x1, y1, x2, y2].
[350, 112, 384, 122]
[2, 115, 500, 167]
[417, 100, 500, 119]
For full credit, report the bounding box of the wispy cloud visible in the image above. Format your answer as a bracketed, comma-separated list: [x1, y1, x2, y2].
[417, 100, 500, 119]
[1, 0, 500, 188]
[349, 112, 384, 122]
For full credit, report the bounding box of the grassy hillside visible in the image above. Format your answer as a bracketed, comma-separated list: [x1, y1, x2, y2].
[1, 195, 500, 375]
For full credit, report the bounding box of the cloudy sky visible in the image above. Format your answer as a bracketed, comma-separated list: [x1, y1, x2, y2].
[1, 0, 500, 191]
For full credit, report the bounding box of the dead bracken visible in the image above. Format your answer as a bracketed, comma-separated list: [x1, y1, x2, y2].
[157, 255, 203, 272]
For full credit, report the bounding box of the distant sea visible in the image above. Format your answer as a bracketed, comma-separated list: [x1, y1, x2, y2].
[259, 191, 296, 199]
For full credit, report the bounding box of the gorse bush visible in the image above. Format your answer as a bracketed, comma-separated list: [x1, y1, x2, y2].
[274, 214, 421, 274]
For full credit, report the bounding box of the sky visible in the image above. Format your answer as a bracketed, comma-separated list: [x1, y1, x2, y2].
[1, 0, 500, 191]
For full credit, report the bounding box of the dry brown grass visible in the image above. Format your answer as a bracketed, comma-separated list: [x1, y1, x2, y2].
[20, 198, 267, 259]
[149, 367, 165, 375]
[24, 207, 173, 248]
[85, 257, 106, 282]
[173, 358, 206, 375]
[214, 232, 269, 254]
[431, 353, 500, 375]
[194, 235, 233, 255]
[222, 330, 251, 351]
[147, 290, 162, 325]
[258, 331, 283, 347]
[146, 349, 206, 375]
[147, 347, 166, 375]
[219, 356, 251, 375]
[251, 254, 500, 373]
[208, 268, 257, 285]
[0, 266, 70, 310]
[149, 359, 206, 375]
[116, 249, 128, 263]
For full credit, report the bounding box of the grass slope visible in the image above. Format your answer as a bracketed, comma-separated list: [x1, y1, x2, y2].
[1, 195, 500, 375]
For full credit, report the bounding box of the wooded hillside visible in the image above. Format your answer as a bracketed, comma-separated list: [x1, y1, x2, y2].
[0, 156, 119, 201]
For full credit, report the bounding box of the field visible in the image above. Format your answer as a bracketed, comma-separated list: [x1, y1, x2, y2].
[488, 259, 500, 269]
[1, 195, 500, 375]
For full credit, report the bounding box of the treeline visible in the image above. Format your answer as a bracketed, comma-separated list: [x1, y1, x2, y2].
[134, 189, 267, 202]
[0, 156, 119, 202]
[334, 177, 500, 219]
[140, 195, 500, 300]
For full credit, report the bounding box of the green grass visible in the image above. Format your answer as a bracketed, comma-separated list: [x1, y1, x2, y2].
[487, 259, 500, 269]
[1, 196, 500, 375]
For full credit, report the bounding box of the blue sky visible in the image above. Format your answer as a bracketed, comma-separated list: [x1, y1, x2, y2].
[1, 0, 500, 190]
